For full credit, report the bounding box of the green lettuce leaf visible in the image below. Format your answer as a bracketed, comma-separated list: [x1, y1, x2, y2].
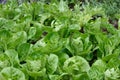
[0, 67, 25, 80]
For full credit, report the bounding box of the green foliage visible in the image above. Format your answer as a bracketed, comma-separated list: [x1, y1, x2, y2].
[90, 0, 120, 18]
[0, 0, 120, 80]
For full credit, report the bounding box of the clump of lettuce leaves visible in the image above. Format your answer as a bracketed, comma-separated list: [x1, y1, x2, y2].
[0, 0, 120, 80]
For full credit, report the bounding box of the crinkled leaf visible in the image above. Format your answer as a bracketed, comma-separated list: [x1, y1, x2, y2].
[63, 56, 90, 74]
[104, 68, 120, 80]
[46, 54, 59, 74]
[8, 31, 27, 49]
[5, 49, 19, 67]
[0, 67, 25, 80]
[89, 59, 106, 80]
